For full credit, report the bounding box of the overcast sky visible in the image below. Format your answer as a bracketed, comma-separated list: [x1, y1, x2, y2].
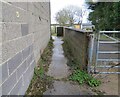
[50, 0, 90, 24]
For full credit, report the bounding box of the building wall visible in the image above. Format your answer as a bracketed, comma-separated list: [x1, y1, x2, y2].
[0, 1, 50, 95]
[64, 28, 90, 70]
[74, 24, 81, 29]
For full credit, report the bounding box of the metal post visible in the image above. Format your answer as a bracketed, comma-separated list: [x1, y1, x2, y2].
[88, 34, 94, 73]
[95, 31, 100, 73]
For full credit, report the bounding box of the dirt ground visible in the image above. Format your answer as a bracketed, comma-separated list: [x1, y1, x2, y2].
[93, 73, 119, 95]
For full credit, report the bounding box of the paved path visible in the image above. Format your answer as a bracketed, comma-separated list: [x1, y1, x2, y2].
[46, 36, 70, 79]
[43, 36, 94, 95]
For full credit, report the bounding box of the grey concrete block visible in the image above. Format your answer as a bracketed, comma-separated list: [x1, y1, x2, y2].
[19, 66, 31, 95]
[0, 86, 1, 97]
[2, 39, 23, 63]
[0, 1, 2, 21]
[2, 71, 17, 95]
[19, 83, 26, 95]
[2, 34, 33, 62]
[21, 24, 28, 36]
[25, 34, 33, 47]
[2, 2, 27, 23]
[26, 54, 33, 67]
[0, 41, 2, 65]
[19, 78, 29, 95]
[10, 77, 22, 95]
[10, 2, 28, 11]
[19, 85, 26, 95]
[0, 23, 2, 43]
[18, 76, 25, 95]
[30, 60, 36, 72]
[30, 44, 33, 53]
[2, 23, 21, 42]
[0, 65, 1, 85]
[16, 60, 27, 80]
[8, 52, 22, 75]
[27, 2, 34, 12]
[27, 11, 35, 34]
[22, 46, 30, 60]
[23, 66, 31, 84]
[2, 62, 8, 83]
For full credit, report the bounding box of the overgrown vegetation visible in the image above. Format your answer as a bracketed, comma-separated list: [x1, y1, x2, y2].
[69, 70, 101, 87]
[63, 39, 101, 87]
[26, 38, 54, 95]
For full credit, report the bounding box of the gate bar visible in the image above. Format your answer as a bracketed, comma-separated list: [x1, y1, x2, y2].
[97, 59, 120, 61]
[96, 72, 120, 74]
[91, 66, 120, 68]
[99, 41, 120, 43]
[99, 31, 120, 33]
[98, 51, 120, 54]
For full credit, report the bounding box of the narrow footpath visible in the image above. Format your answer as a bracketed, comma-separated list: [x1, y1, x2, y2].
[43, 36, 93, 95]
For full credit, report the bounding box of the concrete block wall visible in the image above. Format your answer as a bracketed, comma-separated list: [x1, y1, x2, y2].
[0, 1, 50, 96]
[64, 28, 90, 70]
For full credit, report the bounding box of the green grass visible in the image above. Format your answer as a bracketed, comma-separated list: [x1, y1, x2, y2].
[109, 34, 120, 40]
[100, 34, 120, 41]
[100, 34, 113, 41]
[52, 32, 57, 36]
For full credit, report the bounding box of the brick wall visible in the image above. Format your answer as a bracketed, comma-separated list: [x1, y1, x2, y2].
[0, 1, 50, 95]
[64, 28, 91, 70]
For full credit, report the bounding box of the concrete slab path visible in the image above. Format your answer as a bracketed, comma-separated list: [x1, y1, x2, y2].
[43, 36, 94, 95]
[46, 36, 70, 79]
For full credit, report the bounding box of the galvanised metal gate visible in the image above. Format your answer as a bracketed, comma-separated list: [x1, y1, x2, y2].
[89, 31, 120, 74]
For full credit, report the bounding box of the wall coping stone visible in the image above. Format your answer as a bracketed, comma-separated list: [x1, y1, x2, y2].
[64, 27, 93, 33]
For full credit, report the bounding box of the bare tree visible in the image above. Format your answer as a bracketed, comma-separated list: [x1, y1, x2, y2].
[55, 5, 86, 26]
[55, 9, 69, 26]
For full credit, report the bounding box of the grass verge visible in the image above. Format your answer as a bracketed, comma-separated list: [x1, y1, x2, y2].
[25, 38, 54, 95]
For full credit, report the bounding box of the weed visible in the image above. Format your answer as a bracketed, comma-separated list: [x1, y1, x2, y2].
[34, 65, 44, 78]
[69, 70, 101, 87]
[63, 38, 101, 87]
[88, 78, 101, 87]
[26, 38, 54, 95]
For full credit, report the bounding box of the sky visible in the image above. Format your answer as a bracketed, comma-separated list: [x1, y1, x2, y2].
[50, 0, 90, 24]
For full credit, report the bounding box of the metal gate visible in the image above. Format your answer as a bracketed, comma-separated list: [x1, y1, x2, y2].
[88, 31, 120, 74]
